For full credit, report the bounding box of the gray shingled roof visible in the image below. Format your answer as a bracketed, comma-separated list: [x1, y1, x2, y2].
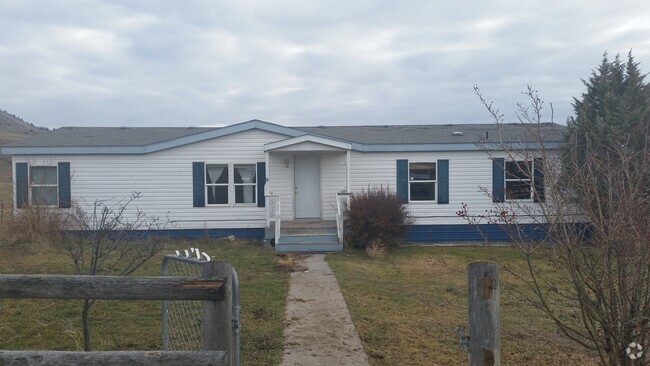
[296, 123, 565, 145]
[3, 126, 214, 147]
[1, 120, 566, 154]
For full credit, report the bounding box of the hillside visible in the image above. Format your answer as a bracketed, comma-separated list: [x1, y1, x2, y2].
[0, 109, 46, 205]
[0, 110, 46, 145]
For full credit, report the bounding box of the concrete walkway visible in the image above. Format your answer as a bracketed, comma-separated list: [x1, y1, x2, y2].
[280, 254, 370, 366]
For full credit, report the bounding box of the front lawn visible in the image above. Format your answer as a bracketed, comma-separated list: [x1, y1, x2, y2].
[327, 246, 599, 366]
[0, 238, 289, 366]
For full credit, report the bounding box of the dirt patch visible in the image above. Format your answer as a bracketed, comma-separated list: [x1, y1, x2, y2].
[280, 254, 369, 366]
[276, 253, 308, 272]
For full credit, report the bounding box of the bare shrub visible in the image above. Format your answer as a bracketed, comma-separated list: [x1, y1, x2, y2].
[60, 192, 168, 351]
[0, 205, 62, 244]
[345, 185, 413, 249]
[463, 67, 649, 366]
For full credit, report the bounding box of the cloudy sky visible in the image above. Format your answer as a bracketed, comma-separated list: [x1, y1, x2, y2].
[1, 1, 648, 129]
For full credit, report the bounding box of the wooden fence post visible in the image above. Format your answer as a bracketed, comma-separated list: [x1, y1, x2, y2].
[202, 261, 233, 366]
[468, 261, 500, 366]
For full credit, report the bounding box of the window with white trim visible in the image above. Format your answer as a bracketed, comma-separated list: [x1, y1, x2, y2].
[205, 164, 257, 205]
[206, 164, 228, 205]
[234, 164, 256, 204]
[409, 162, 436, 201]
[30, 166, 58, 206]
[505, 161, 532, 200]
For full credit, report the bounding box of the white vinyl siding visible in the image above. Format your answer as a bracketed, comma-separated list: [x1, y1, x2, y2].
[15, 129, 286, 229]
[349, 151, 495, 225]
[267, 154, 295, 221]
[12, 128, 550, 231]
[320, 153, 347, 220]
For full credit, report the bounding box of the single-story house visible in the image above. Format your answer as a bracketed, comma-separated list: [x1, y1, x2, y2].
[0, 119, 564, 251]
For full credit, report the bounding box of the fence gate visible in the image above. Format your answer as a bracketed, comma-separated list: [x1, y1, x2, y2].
[161, 254, 240, 366]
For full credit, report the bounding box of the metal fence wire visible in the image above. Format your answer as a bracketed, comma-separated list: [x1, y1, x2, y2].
[161, 255, 204, 350]
[160, 254, 241, 366]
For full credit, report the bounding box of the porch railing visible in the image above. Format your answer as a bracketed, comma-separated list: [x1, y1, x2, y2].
[265, 193, 281, 244]
[336, 192, 351, 245]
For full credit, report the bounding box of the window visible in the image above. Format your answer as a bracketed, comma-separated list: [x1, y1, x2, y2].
[30, 166, 58, 206]
[505, 161, 532, 200]
[409, 162, 436, 201]
[205, 164, 257, 205]
[206, 164, 228, 204]
[234, 164, 256, 204]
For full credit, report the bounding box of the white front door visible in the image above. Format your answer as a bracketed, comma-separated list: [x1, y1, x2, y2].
[295, 155, 321, 218]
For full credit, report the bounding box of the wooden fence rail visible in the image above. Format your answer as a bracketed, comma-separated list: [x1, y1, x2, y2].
[0, 264, 235, 366]
[0, 274, 225, 300]
[0, 350, 227, 366]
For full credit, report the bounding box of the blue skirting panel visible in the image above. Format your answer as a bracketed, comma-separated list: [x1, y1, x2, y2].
[406, 223, 550, 242]
[151, 228, 265, 239]
[68, 228, 265, 240]
[69, 225, 554, 242]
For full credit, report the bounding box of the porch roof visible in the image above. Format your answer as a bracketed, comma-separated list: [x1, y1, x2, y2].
[264, 135, 351, 152]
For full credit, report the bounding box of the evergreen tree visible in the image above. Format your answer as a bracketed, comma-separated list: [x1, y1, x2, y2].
[469, 53, 650, 365]
[560, 51, 650, 364]
[567, 52, 649, 162]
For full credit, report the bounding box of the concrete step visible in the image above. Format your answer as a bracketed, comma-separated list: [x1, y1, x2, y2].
[276, 234, 342, 252]
[276, 242, 343, 252]
[279, 235, 339, 244]
[281, 227, 338, 236]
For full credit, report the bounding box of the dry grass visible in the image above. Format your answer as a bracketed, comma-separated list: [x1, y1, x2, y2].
[0, 238, 290, 366]
[365, 239, 386, 258]
[327, 246, 600, 366]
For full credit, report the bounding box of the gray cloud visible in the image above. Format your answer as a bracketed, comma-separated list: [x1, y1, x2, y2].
[1, 0, 648, 128]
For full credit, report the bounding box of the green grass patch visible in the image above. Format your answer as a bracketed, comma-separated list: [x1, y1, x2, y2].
[327, 246, 599, 366]
[0, 238, 289, 366]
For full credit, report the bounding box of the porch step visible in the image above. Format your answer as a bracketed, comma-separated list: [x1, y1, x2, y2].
[276, 234, 342, 252]
[282, 227, 337, 236]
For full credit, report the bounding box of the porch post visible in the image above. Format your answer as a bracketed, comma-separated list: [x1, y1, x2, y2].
[265, 151, 270, 191]
[346, 150, 351, 192]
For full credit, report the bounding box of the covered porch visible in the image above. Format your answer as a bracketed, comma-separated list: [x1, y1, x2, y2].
[263, 135, 352, 251]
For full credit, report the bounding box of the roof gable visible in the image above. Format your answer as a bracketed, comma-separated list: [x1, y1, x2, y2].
[265, 135, 351, 152]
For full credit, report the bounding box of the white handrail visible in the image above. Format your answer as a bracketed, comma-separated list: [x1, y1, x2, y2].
[265, 193, 281, 244]
[336, 192, 351, 245]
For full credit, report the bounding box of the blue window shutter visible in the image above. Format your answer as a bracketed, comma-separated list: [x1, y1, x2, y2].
[396, 159, 408, 204]
[58, 162, 71, 208]
[492, 158, 505, 203]
[15, 163, 28, 208]
[192, 162, 205, 207]
[533, 158, 545, 202]
[437, 159, 449, 204]
[257, 162, 266, 207]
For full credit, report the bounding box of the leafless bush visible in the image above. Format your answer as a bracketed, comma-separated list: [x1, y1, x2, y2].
[460, 79, 649, 365]
[344, 185, 413, 249]
[0, 205, 63, 245]
[60, 192, 168, 351]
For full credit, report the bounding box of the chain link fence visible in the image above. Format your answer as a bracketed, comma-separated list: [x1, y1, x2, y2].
[161, 252, 240, 365]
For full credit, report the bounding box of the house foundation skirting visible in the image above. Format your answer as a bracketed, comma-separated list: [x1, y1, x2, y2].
[65, 224, 554, 242]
